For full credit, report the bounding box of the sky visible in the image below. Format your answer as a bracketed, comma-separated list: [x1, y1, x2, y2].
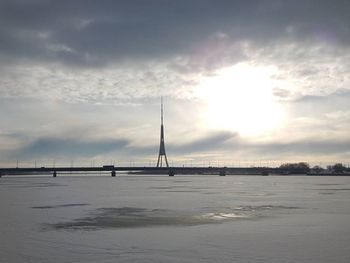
[1, 0, 350, 167]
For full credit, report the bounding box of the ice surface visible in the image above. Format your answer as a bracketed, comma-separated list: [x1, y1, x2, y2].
[1, 175, 350, 262]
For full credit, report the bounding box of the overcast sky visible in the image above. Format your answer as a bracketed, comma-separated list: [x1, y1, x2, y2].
[1, 0, 350, 167]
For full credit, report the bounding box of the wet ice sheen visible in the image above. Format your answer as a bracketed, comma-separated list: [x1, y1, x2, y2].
[32, 203, 90, 209]
[51, 205, 299, 229]
[1, 175, 350, 263]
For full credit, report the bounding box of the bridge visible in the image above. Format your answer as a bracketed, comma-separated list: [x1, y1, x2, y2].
[0, 165, 280, 177]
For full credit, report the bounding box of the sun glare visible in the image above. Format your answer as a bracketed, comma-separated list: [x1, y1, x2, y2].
[196, 63, 284, 137]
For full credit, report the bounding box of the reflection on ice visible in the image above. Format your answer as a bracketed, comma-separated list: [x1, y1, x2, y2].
[32, 203, 90, 209]
[51, 205, 300, 230]
[234, 205, 300, 211]
[199, 212, 248, 220]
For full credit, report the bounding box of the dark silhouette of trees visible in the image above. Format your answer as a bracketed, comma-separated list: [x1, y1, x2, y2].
[332, 163, 346, 173]
[311, 165, 324, 173]
[279, 162, 310, 174]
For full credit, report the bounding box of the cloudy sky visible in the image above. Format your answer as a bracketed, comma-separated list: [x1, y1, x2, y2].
[1, 0, 350, 167]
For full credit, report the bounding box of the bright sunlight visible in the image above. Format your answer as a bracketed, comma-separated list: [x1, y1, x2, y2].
[196, 63, 285, 137]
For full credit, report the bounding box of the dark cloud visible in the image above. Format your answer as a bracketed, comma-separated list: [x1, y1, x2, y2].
[11, 137, 129, 158]
[106, 131, 238, 157]
[272, 89, 350, 109]
[253, 140, 350, 156]
[128, 132, 350, 159]
[295, 89, 350, 103]
[169, 131, 237, 154]
[272, 88, 291, 99]
[1, 0, 350, 67]
[3, 130, 350, 163]
[3, 131, 237, 161]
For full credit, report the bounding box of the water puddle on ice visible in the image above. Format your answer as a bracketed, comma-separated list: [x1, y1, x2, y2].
[32, 203, 90, 209]
[49, 205, 300, 230]
[198, 212, 248, 220]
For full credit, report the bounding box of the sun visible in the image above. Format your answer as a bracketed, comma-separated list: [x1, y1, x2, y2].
[195, 63, 284, 137]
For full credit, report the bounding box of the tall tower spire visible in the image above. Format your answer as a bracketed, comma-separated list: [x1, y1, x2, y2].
[156, 97, 169, 167]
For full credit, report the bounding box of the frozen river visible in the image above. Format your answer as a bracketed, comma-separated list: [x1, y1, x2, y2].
[1, 174, 350, 262]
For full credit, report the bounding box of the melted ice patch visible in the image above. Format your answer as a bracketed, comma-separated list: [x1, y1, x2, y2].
[32, 203, 90, 209]
[199, 212, 248, 220]
[49, 205, 300, 230]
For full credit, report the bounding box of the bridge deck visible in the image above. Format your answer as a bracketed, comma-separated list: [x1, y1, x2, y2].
[0, 166, 279, 175]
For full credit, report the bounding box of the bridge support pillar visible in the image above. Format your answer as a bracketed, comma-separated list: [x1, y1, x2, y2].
[168, 170, 175, 176]
[219, 170, 226, 176]
[261, 170, 269, 176]
[111, 170, 116, 177]
[53, 171, 57, 177]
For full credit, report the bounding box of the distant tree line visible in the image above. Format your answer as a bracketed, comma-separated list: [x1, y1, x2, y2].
[279, 162, 349, 174]
[325, 163, 348, 174]
[279, 162, 310, 174]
